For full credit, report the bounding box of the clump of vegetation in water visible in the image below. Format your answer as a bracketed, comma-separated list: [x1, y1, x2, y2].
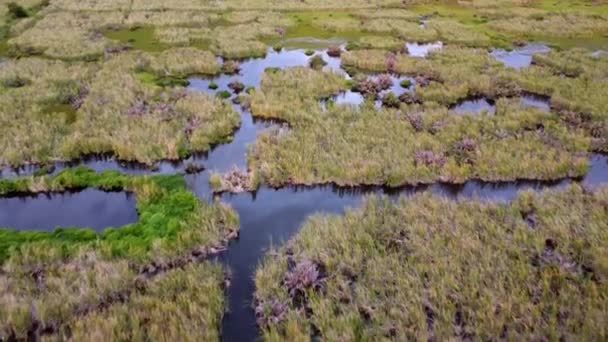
[256, 185, 608, 340]
[308, 54, 326, 70]
[228, 80, 245, 94]
[221, 60, 241, 74]
[326, 45, 342, 57]
[353, 74, 392, 96]
[216, 90, 231, 99]
[209, 167, 259, 193]
[381, 91, 400, 108]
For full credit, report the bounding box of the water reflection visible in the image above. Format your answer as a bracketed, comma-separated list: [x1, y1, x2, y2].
[0, 189, 137, 231]
[491, 43, 551, 69]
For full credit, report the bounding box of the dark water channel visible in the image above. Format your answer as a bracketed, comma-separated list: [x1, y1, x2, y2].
[0, 189, 137, 231]
[0, 45, 607, 341]
[216, 153, 607, 342]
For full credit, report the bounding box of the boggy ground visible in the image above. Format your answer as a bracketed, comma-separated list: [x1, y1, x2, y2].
[0, 0, 607, 172]
[0, 51, 239, 167]
[0, 167, 238, 340]
[0, 0, 607, 340]
[255, 184, 608, 341]
[247, 55, 603, 186]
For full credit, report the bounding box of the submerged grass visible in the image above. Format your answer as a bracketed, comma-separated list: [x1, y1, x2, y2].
[255, 185, 608, 340]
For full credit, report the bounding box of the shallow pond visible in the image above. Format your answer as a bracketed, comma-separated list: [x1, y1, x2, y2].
[0, 189, 137, 231]
[189, 47, 346, 96]
[406, 41, 443, 57]
[491, 43, 550, 69]
[521, 94, 550, 111]
[451, 97, 496, 115]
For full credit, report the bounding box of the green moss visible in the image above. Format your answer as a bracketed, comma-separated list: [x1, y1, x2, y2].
[42, 103, 77, 124]
[216, 90, 231, 99]
[399, 79, 411, 88]
[308, 54, 326, 70]
[104, 27, 169, 52]
[263, 11, 365, 48]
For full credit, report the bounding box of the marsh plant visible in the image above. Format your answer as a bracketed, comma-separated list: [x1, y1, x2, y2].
[256, 185, 608, 340]
[0, 167, 239, 340]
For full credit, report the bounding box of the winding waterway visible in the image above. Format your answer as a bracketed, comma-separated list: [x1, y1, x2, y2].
[0, 44, 606, 342]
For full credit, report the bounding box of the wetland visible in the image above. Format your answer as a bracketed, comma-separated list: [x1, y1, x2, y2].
[1, 0, 608, 341]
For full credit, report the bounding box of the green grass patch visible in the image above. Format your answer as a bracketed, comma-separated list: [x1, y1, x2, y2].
[104, 26, 169, 52]
[0, 166, 239, 264]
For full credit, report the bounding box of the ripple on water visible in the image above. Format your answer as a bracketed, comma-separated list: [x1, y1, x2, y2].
[0, 189, 138, 231]
[491, 43, 551, 69]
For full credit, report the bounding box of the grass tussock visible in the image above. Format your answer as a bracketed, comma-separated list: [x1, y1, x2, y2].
[250, 67, 348, 122]
[151, 48, 220, 76]
[256, 185, 608, 340]
[65, 262, 226, 342]
[249, 101, 590, 187]
[7, 11, 124, 60]
[0, 52, 239, 167]
[489, 12, 608, 39]
[247, 59, 597, 186]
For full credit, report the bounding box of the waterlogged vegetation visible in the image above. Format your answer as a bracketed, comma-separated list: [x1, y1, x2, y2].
[0, 166, 239, 262]
[255, 185, 608, 340]
[0, 167, 238, 339]
[1, 0, 608, 340]
[247, 62, 597, 186]
[0, 52, 239, 167]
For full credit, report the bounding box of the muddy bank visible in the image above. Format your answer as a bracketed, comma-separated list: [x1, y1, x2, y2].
[0, 189, 137, 231]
